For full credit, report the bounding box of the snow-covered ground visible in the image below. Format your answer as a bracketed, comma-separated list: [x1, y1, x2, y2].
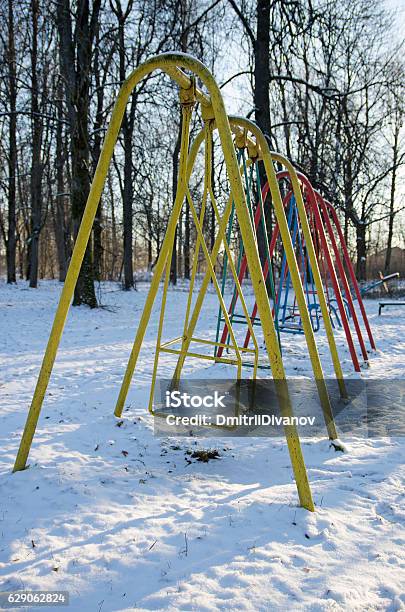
[0, 280, 404, 611]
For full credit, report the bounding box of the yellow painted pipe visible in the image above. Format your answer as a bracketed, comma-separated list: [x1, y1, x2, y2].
[174, 116, 339, 441]
[115, 61, 313, 510]
[14, 53, 314, 512]
[13, 54, 212, 473]
[271, 151, 347, 403]
[227, 117, 341, 439]
[147, 102, 194, 415]
[182, 124, 211, 335]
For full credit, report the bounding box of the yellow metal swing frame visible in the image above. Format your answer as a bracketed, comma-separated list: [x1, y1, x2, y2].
[13, 52, 347, 512]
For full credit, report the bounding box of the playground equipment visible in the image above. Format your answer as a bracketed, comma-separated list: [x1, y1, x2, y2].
[216, 163, 375, 372]
[378, 300, 405, 315]
[212, 130, 349, 393]
[13, 52, 355, 512]
[320, 197, 376, 351]
[361, 272, 400, 297]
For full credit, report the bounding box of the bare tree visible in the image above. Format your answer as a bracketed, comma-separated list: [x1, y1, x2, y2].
[57, 0, 101, 307]
[384, 77, 404, 273]
[5, 0, 17, 283]
[53, 72, 69, 282]
[28, 0, 44, 287]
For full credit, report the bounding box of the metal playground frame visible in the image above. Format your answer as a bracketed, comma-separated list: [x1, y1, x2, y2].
[12, 52, 375, 512]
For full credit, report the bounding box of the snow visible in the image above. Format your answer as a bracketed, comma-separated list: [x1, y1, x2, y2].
[0, 280, 404, 611]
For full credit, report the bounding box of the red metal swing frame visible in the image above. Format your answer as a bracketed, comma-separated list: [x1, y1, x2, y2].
[216, 169, 375, 370]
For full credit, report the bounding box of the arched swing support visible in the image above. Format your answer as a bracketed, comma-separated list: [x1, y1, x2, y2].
[277, 170, 365, 372]
[233, 171, 374, 366]
[167, 118, 342, 441]
[12, 53, 343, 512]
[144, 119, 261, 415]
[215, 120, 347, 402]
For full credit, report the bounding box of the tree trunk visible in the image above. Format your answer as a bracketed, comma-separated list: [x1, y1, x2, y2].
[122, 126, 134, 289]
[29, 0, 43, 288]
[109, 171, 118, 280]
[385, 121, 400, 274]
[170, 110, 182, 286]
[254, 0, 271, 142]
[6, 0, 17, 283]
[210, 140, 215, 281]
[210, 140, 215, 249]
[72, 27, 96, 306]
[92, 28, 104, 282]
[57, 0, 98, 308]
[170, 2, 190, 285]
[184, 202, 190, 279]
[54, 77, 68, 282]
[356, 223, 367, 281]
[117, 13, 134, 290]
[71, 121, 97, 307]
[254, 0, 272, 293]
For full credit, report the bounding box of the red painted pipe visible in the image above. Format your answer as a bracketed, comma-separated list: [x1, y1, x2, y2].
[315, 191, 369, 363]
[323, 199, 376, 350]
[288, 172, 361, 372]
[217, 170, 374, 370]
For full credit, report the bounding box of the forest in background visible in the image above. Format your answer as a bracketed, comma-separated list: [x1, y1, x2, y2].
[0, 0, 404, 307]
